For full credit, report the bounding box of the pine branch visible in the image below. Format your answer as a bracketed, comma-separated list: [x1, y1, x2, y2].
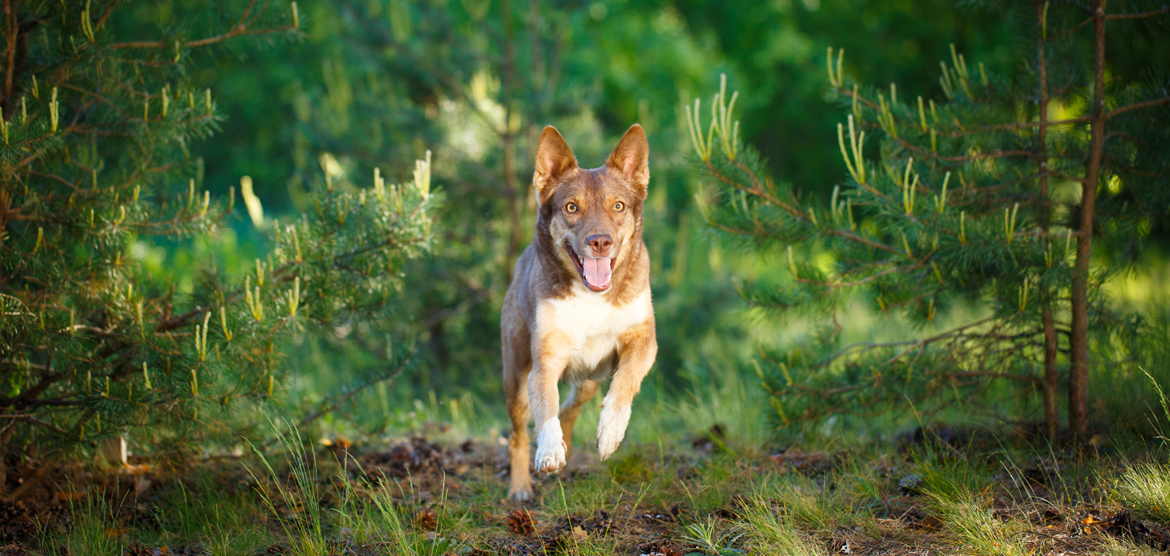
[1107, 95, 1170, 119]
[1106, 5, 1170, 18]
[295, 345, 418, 430]
[108, 0, 296, 50]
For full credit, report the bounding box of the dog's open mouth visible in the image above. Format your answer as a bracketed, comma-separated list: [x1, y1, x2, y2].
[565, 241, 615, 293]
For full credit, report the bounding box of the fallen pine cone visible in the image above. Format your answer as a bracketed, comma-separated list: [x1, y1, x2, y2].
[416, 506, 438, 531]
[506, 508, 536, 536]
[123, 544, 153, 556]
[637, 539, 684, 556]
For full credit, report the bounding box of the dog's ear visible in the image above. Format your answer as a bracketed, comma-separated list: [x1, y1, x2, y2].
[606, 124, 650, 195]
[534, 126, 578, 204]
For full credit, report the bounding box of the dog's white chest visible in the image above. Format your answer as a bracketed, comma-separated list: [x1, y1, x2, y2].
[537, 289, 651, 381]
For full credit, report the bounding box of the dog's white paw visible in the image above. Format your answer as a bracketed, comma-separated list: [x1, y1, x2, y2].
[534, 419, 566, 474]
[596, 403, 632, 461]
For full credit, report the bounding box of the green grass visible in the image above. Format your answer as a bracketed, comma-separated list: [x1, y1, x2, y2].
[23, 439, 1162, 556]
[1099, 535, 1164, 556]
[910, 445, 1032, 556]
[146, 472, 272, 549]
[737, 494, 829, 556]
[926, 495, 1029, 556]
[246, 420, 328, 556]
[45, 488, 126, 556]
[18, 391, 1170, 556]
[1115, 462, 1170, 525]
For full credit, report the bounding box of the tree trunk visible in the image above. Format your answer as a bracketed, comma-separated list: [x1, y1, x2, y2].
[1069, 0, 1108, 437]
[0, 421, 13, 497]
[500, 0, 524, 283]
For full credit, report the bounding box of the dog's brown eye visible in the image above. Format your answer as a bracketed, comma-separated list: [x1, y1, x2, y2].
[565, 202, 578, 213]
[613, 202, 624, 212]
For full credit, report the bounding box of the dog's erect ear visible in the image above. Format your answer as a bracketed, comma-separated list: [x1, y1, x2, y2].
[534, 126, 578, 204]
[606, 124, 650, 193]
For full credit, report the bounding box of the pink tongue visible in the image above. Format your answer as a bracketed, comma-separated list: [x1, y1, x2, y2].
[582, 257, 612, 288]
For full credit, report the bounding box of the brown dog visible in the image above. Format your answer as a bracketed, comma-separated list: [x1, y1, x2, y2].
[501, 124, 658, 501]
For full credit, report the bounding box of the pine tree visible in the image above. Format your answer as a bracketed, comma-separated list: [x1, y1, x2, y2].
[281, 0, 616, 392]
[684, 1, 1169, 438]
[0, 0, 437, 498]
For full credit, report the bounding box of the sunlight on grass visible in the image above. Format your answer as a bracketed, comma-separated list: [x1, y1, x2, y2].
[1099, 535, 1163, 556]
[926, 495, 1029, 556]
[911, 444, 1030, 556]
[544, 473, 625, 521]
[1116, 463, 1170, 525]
[737, 494, 829, 556]
[246, 420, 328, 556]
[913, 448, 986, 503]
[779, 482, 845, 534]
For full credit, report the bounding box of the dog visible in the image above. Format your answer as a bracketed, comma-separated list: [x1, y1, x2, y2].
[501, 124, 658, 501]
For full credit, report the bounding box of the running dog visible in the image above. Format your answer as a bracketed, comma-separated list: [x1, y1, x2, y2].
[501, 125, 657, 501]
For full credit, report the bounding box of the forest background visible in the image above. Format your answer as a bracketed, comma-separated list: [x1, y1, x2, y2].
[5, 0, 1170, 553]
[7, 0, 1170, 464]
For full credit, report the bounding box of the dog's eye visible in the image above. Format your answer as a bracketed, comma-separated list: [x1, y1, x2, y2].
[613, 202, 624, 212]
[565, 202, 578, 213]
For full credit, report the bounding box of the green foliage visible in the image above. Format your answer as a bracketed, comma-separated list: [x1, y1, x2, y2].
[684, 2, 1170, 435]
[268, 0, 734, 406]
[0, 0, 436, 486]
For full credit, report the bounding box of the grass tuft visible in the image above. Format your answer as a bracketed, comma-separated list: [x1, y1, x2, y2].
[201, 516, 269, 556]
[925, 493, 1028, 556]
[1115, 462, 1170, 525]
[246, 419, 327, 556]
[1099, 535, 1163, 556]
[737, 494, 828, 556]
[39, 487, 125, 556]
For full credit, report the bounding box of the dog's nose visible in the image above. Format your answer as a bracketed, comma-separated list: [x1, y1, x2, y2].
[586, 234, 613, 256]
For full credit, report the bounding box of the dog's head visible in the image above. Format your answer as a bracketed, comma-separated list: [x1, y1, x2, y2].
[533, 124, 649, 294]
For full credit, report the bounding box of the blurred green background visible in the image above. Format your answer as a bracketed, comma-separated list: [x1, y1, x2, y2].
[141, 0, 1170, 445]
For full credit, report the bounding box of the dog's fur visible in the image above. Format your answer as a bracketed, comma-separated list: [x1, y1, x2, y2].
[501, 125, 658, 501]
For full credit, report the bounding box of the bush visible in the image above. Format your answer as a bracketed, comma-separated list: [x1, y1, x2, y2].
[684, 2, 1170, 438]
[0, 0, 437, 496]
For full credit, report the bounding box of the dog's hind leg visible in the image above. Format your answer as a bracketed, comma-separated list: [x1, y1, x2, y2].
[558, 380, 599, 462]
[503, 320, 534, 501]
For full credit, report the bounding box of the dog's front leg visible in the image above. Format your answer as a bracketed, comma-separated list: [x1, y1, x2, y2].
[529, 331, 573, 474]
[597, 321, 657, 461]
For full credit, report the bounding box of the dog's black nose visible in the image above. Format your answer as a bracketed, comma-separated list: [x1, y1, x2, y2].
[587, 234, 613, 256]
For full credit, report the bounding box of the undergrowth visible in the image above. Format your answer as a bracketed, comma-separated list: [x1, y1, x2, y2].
[17, 376, 1170, 556]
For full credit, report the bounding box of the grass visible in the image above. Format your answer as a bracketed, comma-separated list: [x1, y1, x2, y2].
[1115, 463, 1170, 525]
[14, 380, 1170, 556]
[246, 419, 328, 556]
[926, 496, 1029, 556]
[1099, 535, 1165, 556]
[44, 487, 125, 556]
[18, 436, 1168, 556]
[738, 494, 829, 556]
